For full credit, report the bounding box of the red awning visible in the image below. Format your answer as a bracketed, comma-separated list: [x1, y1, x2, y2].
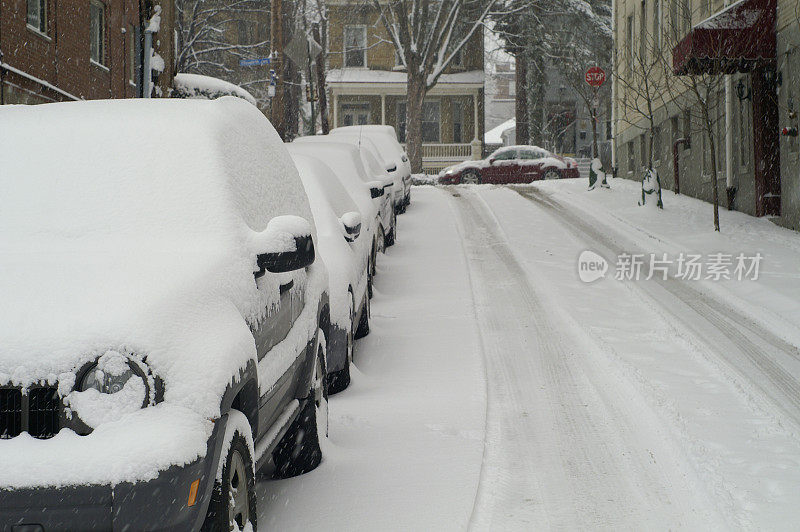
[672, 0, 776, 75]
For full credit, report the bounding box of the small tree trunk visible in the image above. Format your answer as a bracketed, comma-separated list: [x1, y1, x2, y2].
[515, 54, 529, 145]
[406, 72, 426, 174]
[707, 127, 720, 232]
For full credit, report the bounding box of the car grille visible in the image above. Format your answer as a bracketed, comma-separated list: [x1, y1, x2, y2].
[0, 386, 60, 439]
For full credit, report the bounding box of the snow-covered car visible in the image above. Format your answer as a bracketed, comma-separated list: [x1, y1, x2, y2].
[0, 98, 329, 531]
[438, 145, 580, 184]
[292, 136, 398, 248]
[292, 154, 373, 393]
[331, 125, 412, 213]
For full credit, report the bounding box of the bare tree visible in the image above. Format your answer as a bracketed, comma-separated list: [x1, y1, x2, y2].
[175, 0, 271, 107]
[370, 0, 496, 172]
[663, 5, 727, 231]
[613, 0, 671, 170]
[547, 0, 612, 162]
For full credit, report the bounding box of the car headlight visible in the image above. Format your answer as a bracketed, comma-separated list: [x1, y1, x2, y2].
[80, 360, 140, 394]
[69, 350, 154, 429]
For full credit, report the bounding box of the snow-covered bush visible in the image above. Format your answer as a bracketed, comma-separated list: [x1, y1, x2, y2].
[172, 73, 257, 105]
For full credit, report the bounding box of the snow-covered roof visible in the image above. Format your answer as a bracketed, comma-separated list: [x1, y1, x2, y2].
[327, 69, 484, 86]
[173, 73, 257, 105]
[485, 118, 515, 144]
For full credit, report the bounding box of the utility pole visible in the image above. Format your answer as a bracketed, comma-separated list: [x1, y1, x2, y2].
[270, 0, 285, 138]
[313, 23, 329, 134]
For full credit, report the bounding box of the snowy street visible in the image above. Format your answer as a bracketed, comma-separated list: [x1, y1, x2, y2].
[259, 182, 800, 530]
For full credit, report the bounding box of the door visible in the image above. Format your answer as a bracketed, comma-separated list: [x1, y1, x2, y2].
[485, 148, 518, 183]
[517, 148, 545, 182]
[252, 278, 296, 440]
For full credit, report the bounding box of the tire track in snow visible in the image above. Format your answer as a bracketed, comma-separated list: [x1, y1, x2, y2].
[450, 188, 705, 530]
[515, 187, 800, 430]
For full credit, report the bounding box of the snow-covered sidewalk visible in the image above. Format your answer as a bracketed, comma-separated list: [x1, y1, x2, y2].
[257, 187, 486, 530]
[526, 177, 800, 349]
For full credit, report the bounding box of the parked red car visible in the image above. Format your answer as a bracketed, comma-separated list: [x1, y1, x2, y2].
[438, 145, 580, 184]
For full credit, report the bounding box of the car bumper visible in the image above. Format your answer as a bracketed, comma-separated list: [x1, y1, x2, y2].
[0, 416, 227, 531]
[562, 168, 580, 179]
[438, 174, 459, 185]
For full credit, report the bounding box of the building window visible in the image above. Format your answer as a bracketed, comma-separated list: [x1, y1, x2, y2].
[341, 103, 370, 126]
[682, 109, 691, 148]
[654, 0, 662, 51]
[128, 24, 136, 85]
[344, 26, 367, 68]
[453, 102, 463, 143]
[27, 0, 47, 34]
[640, 134, 647, 167]
[627, 15, 634, 72]
[90, 1, 106, 65]
[396, 101, 440, 143]
[627, 141, 635, 171]
[639, 0, 647, 62]
[422, 101, 441, 142]
[579, 131, 587, 140]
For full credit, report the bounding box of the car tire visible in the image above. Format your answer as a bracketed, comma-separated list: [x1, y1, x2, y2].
[543, 168, 561, 180]
[202, 422, 257, 532]
[354, 290, 370, 339]
[385, 212, 396, 247]
[328, 294, 354, 394]
[462, 170, 481, 184]
[273, 343, 327, 478]
[377, 226, 386, 254]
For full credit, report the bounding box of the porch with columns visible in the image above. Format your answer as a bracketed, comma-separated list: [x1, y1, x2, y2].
[327, 69, 485, 173]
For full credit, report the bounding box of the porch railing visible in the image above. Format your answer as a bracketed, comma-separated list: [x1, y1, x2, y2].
[401, 143, 475, 173]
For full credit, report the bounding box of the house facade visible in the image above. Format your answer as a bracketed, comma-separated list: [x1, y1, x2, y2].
[324, 0, 485, 172]
[614, 0, 800, 230]
[0, 0, 174, 105]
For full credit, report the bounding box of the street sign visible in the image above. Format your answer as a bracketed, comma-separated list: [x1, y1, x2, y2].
[585, 67, 606, 88]
[240, 58, 271, 67]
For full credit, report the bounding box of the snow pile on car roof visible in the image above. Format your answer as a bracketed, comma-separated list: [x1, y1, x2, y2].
[0, 97, 315, 419]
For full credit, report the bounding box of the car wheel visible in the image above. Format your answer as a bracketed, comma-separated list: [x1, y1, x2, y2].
[543, 168, 561, 180]
[462, 170, 481, 184]
[377, 226, 386, 254]
[273, 342, 327, 478]
[385, 212, 396, 247]
[328, 295, 354, 394]
[355, 290, 370, 339]
[202, 419, 256, 532]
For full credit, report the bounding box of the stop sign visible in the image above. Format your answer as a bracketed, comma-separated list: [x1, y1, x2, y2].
[585, 67, 606, 88]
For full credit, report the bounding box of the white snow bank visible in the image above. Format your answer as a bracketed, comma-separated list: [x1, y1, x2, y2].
[173, 73, 257, 105]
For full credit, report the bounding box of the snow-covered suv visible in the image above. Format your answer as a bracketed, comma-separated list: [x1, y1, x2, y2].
[0, 98, 328, 531]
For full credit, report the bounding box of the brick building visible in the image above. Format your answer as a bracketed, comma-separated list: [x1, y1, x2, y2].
[0, 0, 174, 104]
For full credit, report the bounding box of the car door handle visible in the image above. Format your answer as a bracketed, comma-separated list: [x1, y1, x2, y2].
[279, 280, 294, 295]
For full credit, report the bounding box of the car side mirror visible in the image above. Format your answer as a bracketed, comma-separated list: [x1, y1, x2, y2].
[367, 180, 385, 198]
[489, 158, 496, 165]
[340, 211, 362, 242]
[254, 216, 315, 278]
